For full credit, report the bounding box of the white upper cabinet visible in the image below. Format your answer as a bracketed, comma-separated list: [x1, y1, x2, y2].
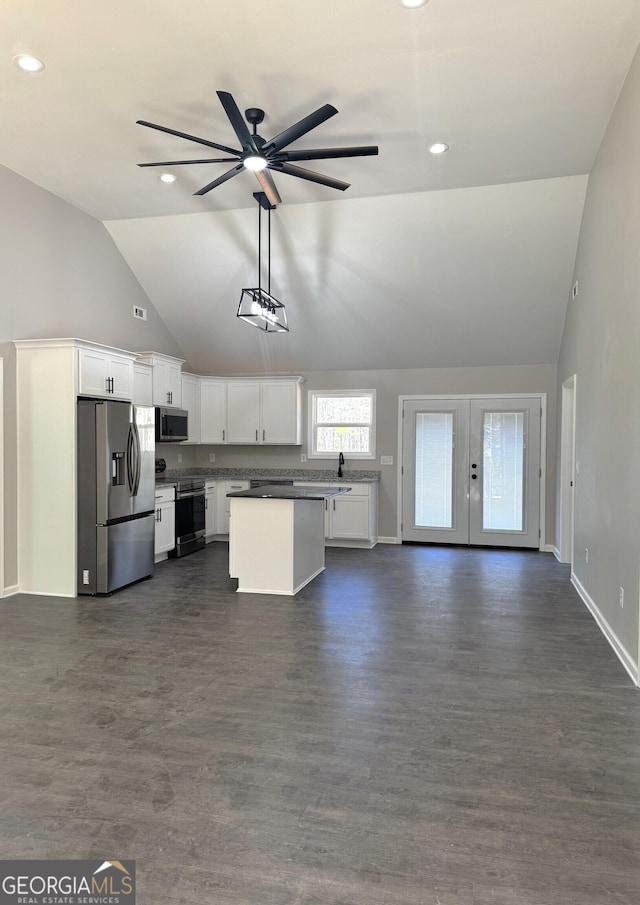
[261, 379, 303, 444]
[136, 352, 185, 407]
[77, 344, 135, 400]
[224, 377, 304, 445]
[226, 381, 261, 443]
[132, 362, 153, 406]
[181, 373, 201, 443]
[200, 378, 228, 443]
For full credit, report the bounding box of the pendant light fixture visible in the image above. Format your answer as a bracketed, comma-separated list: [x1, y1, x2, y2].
[237, 192, 289, 333]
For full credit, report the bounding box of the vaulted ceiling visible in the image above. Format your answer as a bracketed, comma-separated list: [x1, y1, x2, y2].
[2, 1, 640, 374]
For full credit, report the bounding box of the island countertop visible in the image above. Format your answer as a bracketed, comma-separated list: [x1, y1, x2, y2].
[226, 484, 351, 501]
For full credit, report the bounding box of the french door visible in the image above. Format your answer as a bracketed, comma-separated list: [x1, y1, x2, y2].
[402, 397, 541, 548]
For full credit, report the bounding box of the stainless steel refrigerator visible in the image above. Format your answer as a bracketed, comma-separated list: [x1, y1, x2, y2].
[77, 399, 155, 594]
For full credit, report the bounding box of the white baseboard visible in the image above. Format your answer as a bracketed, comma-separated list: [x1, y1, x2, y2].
[552, 546, 561, 561]
[541, 543, 555, 554]
[2, 584, 19, 598]
[377, 536, 401, 544]
[572, 572, 639, 687]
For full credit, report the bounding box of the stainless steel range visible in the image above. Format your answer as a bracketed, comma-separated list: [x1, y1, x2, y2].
[158, 476, 206, 558]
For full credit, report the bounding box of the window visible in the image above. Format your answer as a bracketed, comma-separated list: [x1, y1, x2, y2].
[309, 390, 376, 459]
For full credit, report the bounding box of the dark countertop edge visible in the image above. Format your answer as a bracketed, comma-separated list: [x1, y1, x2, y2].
[227, 485, 351, 500]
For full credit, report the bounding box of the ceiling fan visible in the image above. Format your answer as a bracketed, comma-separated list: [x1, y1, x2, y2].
[137, 90, 378, 206]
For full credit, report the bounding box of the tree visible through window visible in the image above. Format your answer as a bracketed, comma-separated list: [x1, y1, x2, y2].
[309, 391, 376, 458]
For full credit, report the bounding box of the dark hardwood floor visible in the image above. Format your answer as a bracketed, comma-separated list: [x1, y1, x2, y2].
[1, 544, 638, 904]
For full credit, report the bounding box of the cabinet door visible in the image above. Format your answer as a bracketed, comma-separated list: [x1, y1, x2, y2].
[219, 481, 250, 533]
[78, 349, 132, 399]
[200, 379, 227, 443]
[329, 495, 370, 540]
[166, 363, 183, 407]
[181, 375, 200, 443]
[133, 363, 153, 405]
[107, 355, 133, 400]
[205, 488, 217, 538]
[155, 502, 175, 554]
[261, 380, 301, 444]
[151, 360, 182, 407]
[78, 349, 110, 397]
[227, 381, 260, 443]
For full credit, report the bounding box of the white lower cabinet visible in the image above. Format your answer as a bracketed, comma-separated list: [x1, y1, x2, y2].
[205, 481, 217, 541]
[154, 486, 175, 560]
[294, 482, 378, 548]
[217, 481, 250, 534]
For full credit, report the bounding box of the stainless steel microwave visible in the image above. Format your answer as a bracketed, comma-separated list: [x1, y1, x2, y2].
[155, 407, 188, 442]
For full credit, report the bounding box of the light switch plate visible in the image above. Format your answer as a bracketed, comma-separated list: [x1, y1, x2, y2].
[381, 456, 393, 465]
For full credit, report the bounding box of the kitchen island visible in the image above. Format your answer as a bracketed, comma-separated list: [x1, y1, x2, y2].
[227, 484, 350, 595]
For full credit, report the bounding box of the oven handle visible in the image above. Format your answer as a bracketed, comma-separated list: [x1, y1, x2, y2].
[176, 489, 205, 500]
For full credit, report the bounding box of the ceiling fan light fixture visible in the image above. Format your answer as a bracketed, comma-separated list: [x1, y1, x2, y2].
[159, 172, 177, 183]
[429, 142, 450, 155]
[243, 155, 268, 172]
[400, 0, 430, 8]
[13, 53, 45, 73]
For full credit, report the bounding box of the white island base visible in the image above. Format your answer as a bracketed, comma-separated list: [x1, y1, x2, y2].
[229, 497, 326, 595]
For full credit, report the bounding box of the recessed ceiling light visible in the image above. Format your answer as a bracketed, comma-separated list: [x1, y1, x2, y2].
[429, 142, 450, 155]
[400, 0, 430, 8]
[13, 54, 45, 73]
[159, 173, 177, 183]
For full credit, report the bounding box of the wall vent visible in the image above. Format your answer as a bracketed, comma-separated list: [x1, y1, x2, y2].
[133, 305, 148, 321]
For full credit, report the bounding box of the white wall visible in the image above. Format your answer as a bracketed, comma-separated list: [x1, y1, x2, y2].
[0, 164, 185, 591]
[558, 44, 640, 679]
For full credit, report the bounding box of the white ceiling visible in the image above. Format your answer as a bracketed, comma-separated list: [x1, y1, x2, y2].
[2, 0, 640, 373]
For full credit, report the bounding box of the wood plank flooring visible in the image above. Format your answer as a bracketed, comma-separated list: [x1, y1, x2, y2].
[0, 544, 639, 904]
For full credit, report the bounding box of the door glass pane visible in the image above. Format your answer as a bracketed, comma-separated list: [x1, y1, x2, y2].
[482, 412, 524, 531]
[415, 413, 453, 528]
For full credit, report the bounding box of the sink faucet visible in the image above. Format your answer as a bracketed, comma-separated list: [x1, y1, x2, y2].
[338, 452, 345, 478]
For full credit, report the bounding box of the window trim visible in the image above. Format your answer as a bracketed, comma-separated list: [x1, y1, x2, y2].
[307, 389, 376, 460]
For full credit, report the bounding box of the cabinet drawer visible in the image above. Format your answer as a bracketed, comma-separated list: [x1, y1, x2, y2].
[155, 486, 175, 504]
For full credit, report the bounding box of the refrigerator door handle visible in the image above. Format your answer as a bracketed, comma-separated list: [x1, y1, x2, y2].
[132, 421, 141, 496]
[126, 422, 140, 497]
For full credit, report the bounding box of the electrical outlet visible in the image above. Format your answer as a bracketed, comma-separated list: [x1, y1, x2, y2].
[300, 453, 307, 462]
[209, 453, 216, 463]
[177, 453, 182, 463]
[619, 586, 624, 608]
[381, 455, 393, 465]
[585, 547, 589, 564]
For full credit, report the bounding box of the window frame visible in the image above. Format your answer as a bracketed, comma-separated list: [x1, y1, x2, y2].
[307, 389, 376, 460]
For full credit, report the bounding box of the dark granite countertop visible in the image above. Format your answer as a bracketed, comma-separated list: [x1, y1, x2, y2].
[226, 484, 351, 500]
[158, 467, 380, 483]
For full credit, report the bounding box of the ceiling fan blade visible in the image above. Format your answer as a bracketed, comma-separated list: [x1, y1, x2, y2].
[263, 104, 338, 154]
[270, 162, 350, 192]
[194, 163, 245, 196]
[136, 120, 238, 155]
[254, 168, 282, 207]
[216, 91, 258, 154]
[138, 157, 239, 167]
[277, 145, 378, 162]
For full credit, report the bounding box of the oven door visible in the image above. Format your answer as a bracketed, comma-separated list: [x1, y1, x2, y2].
[174, 490, 206, 550]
